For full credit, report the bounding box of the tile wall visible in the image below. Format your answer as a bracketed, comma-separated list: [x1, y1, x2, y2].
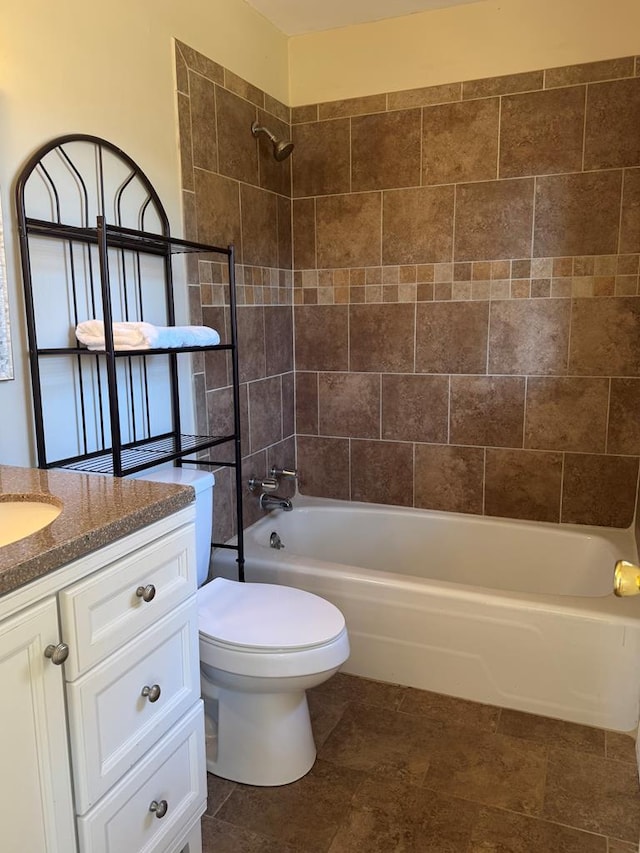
[176, 42, 640, 532]
[175, 40, 296, 542]
[291, 56, 640, 528]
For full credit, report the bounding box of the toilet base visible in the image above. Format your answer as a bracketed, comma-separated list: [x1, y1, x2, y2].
[202, 682, 317, 786]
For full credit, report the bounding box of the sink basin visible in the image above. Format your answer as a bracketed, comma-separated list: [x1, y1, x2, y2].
[0, 499, 62, 547]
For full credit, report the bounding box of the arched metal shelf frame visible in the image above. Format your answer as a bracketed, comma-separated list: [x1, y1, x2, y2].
[16, 134, 244, 580]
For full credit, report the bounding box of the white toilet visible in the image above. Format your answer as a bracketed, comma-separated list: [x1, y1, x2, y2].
[137, 467, 350, 787]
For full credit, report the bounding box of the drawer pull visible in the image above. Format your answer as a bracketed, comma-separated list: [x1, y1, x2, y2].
[149, 799, 168, 819]
[141, 684, 162, 703]
[136, 584, 156, 603]
[44, 642, 69, 665]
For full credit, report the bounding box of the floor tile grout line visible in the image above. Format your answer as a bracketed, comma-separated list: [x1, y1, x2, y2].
[205, 673, 640, 850]
[205, 782, 237, 819]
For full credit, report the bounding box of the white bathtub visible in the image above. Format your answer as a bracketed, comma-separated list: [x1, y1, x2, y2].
[213, 495, 640, 731]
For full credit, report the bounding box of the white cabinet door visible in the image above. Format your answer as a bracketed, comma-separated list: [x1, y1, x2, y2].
[0, 597, 76, 853]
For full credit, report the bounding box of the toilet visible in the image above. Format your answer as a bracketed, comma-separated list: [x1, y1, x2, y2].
[136, 467, 350, 786]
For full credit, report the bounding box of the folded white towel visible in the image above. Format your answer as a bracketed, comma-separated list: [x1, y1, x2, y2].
[75, 320, 221, 351]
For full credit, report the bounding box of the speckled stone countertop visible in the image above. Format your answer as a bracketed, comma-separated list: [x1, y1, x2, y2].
[0, 465, 194, 597]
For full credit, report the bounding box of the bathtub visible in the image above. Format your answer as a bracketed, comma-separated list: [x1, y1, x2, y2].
[213, 495, 640, 732]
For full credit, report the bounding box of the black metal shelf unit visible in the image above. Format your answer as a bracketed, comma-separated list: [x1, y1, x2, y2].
[15, 134, 244, 578]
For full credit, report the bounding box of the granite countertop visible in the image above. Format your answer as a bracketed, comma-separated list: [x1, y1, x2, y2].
[0, 464, 195, 596]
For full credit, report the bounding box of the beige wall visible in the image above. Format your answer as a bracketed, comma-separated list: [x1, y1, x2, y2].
[289, 0, 640, 105]
[0, 0, 287, 465]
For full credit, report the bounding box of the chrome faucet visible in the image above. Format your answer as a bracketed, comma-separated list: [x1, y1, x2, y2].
[270, 466, 298, 481]
[260, 493, 293, 512]
[248, 476, 278, 493]
[249, 467, 298, 513]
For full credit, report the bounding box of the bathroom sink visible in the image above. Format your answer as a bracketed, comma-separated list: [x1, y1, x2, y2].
[0, 499, 62, 547]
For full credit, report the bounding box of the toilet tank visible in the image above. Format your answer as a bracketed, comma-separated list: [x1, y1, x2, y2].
[132, 468, 214, 586]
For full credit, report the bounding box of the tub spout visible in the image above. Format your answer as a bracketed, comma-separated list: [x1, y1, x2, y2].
[260, 493, 293, 512]
[613, 560, 640, 596]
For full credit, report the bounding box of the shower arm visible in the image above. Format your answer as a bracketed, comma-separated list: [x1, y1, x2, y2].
[251, 121, 294, 161]
[251, 122, 277, 144]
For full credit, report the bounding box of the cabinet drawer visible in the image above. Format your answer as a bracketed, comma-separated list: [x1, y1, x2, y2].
[68, 597, 200, 813]
[77, 702, 206, 853]
[59, 524, 195, 679]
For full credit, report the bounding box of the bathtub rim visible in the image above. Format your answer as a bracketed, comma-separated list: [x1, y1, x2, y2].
[216, 494, 640, 623]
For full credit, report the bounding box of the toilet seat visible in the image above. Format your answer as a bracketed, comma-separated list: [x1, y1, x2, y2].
[198, 577, 345, 650]
[197, 577, 350, 679]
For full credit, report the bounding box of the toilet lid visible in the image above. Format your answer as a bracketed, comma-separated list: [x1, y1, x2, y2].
[198, 577, 346, 651]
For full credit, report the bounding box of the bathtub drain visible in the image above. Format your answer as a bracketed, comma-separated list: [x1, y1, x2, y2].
[269, 531, 284, 550]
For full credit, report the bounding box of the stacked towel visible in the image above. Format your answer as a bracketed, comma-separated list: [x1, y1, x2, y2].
[76, 320, 220, 351]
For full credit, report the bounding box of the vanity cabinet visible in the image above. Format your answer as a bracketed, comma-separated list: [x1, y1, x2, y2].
[0, 505, 205, 853]
[0, 597, 76, 852]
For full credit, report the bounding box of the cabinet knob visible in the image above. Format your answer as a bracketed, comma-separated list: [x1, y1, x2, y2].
[149, 799, 168, 819]
[136, 584, 156, 603]
[141, 684, 162, 703]
[44, 642, 69, 665]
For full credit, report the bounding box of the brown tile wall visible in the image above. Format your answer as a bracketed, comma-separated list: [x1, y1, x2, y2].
[292, 56, 640, 529]
[175, 41, 295, 543]
[177, 42, 640, 532]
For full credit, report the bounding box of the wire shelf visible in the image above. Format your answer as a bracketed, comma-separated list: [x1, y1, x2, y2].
[59, 434, 235, 475]
[23, 217, 231, 257]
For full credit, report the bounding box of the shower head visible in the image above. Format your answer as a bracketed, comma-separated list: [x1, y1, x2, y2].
[251, 121, 294, 161]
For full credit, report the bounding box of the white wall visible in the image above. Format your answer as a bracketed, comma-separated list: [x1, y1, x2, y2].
[0, 0, 288, 465]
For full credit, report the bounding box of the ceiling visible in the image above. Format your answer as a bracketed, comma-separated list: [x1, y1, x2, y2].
[245, 0, 482, 35]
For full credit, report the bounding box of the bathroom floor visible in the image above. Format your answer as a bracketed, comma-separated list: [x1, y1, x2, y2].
[200, 673, 640, 852]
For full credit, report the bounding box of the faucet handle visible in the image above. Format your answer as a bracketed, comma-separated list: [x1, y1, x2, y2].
[248, 476, 278, 493]
[270, 466, 298, 480]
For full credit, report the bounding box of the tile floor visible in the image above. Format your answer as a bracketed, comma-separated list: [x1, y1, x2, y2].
[201, 673, 640, 852]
